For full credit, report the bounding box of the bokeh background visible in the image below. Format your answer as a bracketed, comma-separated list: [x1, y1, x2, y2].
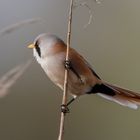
[0, 0, 140, 140]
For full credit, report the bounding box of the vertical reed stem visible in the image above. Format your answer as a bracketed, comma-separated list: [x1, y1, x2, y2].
[58, 0, 74, 140]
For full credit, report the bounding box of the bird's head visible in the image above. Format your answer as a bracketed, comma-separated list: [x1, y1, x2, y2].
[28, 33, 66, 62]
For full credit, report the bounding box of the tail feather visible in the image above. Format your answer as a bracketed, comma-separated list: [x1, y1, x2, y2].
[98, 82, 140, 109]
[97, 93, 138, 109]
[104, 82, 140, 98]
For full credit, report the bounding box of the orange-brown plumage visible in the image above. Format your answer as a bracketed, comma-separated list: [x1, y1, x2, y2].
[28, 33, 140, 109]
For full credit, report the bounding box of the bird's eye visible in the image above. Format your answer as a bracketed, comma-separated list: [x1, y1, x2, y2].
[35, 41, 41, 57]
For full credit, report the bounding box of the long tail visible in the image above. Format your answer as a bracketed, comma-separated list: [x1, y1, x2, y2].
[97, 82, 140, 109]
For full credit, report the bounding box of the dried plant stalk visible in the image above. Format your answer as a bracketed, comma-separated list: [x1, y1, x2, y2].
[0, 60, 31, 98]
[73, 1, 93, 28]
[58, 0, 74, 140]
[0, 18, 42, 36]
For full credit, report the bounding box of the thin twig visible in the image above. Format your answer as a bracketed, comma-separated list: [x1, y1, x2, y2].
[58, 0, 74, 140]
[73, 1, 93, 28]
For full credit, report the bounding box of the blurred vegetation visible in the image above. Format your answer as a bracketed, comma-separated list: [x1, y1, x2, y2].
[0, 0, 140, 140]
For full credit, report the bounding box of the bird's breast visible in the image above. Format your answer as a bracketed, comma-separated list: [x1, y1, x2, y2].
[40, 53, 66, 89]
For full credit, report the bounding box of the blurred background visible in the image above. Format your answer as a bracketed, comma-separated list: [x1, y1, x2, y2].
[0, 0, 140, 140]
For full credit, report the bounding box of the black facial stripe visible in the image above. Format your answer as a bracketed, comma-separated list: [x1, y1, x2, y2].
[35, 46, 41, 57]
[35, 40, 41, 57]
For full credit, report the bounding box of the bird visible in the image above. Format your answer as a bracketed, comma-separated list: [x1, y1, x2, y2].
[28, 33, 140, 110]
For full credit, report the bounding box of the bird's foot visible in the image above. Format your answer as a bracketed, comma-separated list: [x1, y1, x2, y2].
[64, 60, 71, 69]
[61, 104, 70, 114]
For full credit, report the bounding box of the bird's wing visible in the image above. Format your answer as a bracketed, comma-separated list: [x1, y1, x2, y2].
[81, 57, 101, 79]
[67, 48, 140, 109]
[69, 48, 101, 81]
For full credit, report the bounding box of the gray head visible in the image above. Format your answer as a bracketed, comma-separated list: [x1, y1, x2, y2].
[28, 33, 65, 58]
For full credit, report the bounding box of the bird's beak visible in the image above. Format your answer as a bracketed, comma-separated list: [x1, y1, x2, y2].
[28, 44, 35, 49]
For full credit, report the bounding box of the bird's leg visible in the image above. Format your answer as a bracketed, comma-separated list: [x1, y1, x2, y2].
[61, 97, 76, 114]
[64, 60, 71, 69]
[67, 97, 76, 106]
[61, 60, 71, 114]
[64, 60, 83, 83]
[62, 60, 81, 114]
